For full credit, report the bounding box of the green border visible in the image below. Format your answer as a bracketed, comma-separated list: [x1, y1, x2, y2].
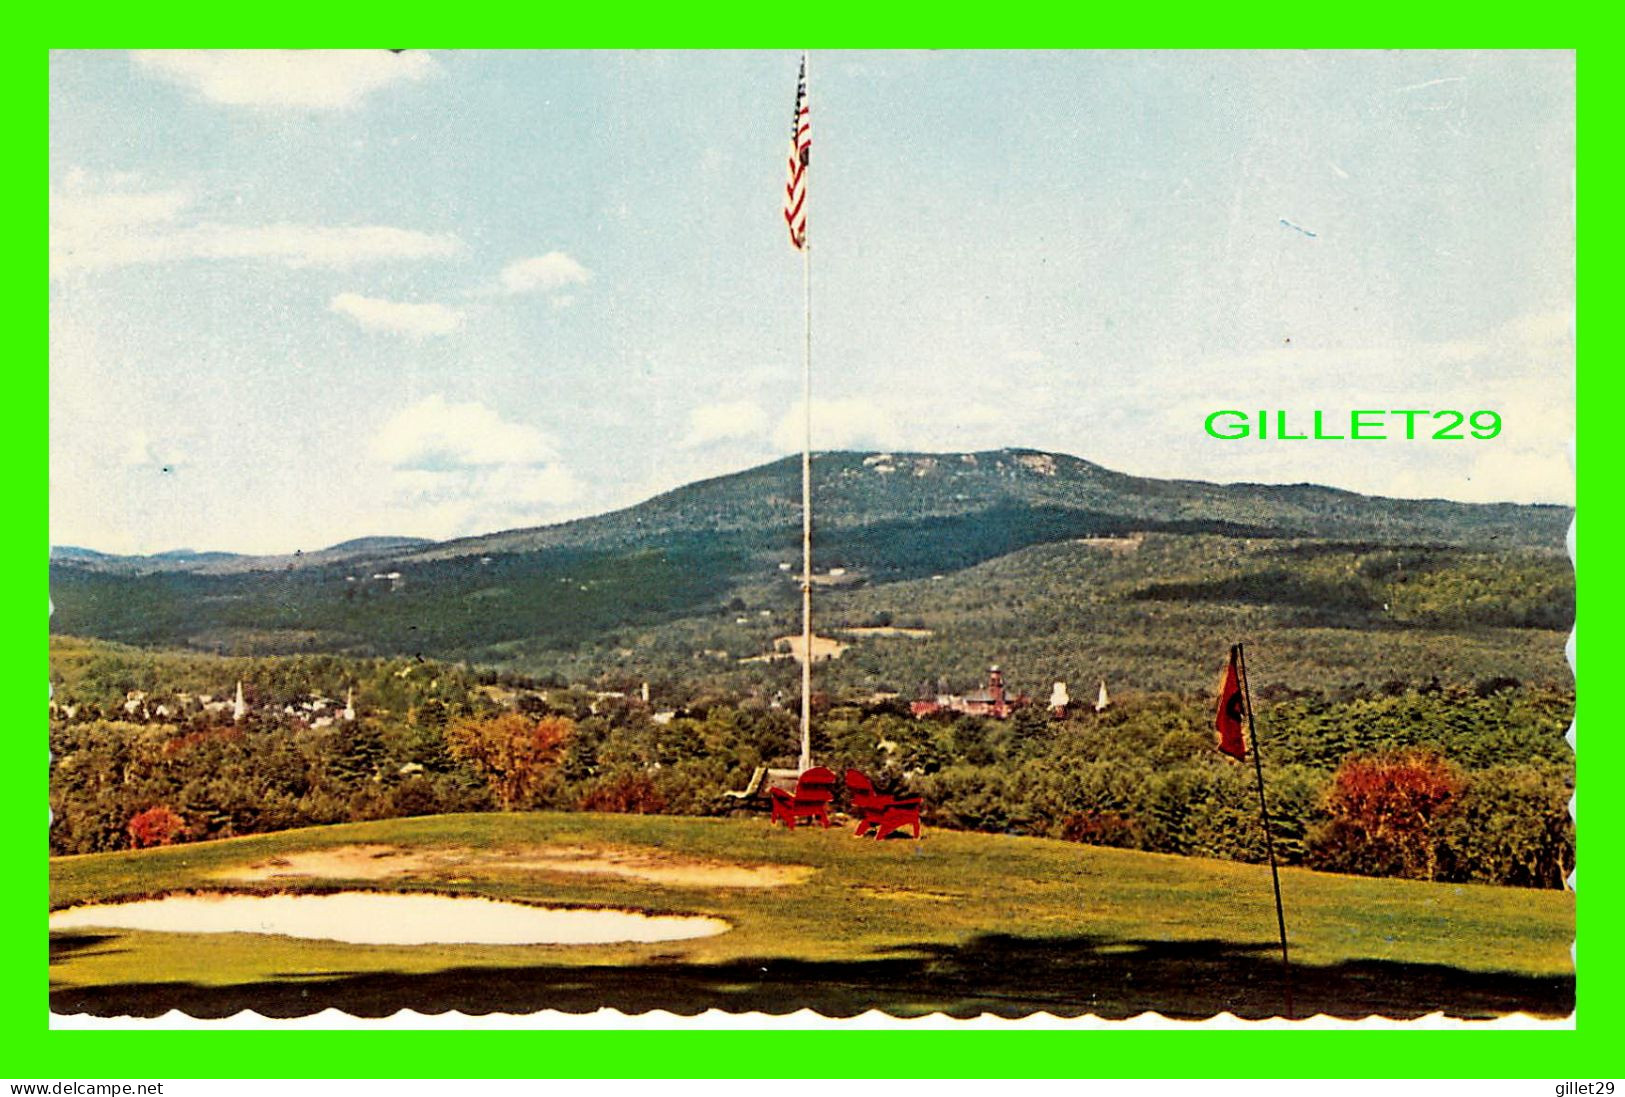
[24, 37, 1606, 1078]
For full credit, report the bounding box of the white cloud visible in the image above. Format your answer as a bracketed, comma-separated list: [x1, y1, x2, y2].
[500, 252, 592, 295]
[370, 395, 556, 469]
[330, 292, 464, 338]
[382, 464, 580, 537]
[1404, 445, 1572, 507]
[52, 170, 190, 233]
[388, 464, 578, 508]
[367, 396, 579, 539]
[175, 223, 463, 268]
[1491, 309, 1574, 354]
[1085, 318, 1575, 507]
[50, 173, 464, 277]
[681, 400, 769, 448]
[133, 50, 438, 110]
[773, 398, 897, 453]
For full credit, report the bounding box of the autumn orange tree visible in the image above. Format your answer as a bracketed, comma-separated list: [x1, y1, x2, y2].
[127, 804, 186, 849]
[444, 713, 574, 810]
[1309, 749, 1462, 880]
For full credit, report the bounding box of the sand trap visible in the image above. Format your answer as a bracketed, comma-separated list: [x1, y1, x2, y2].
[491, 847, 814, 888]
[49, 892, 730, 947]
[217, 844, 811, 889]
[221, 845, 440, 881]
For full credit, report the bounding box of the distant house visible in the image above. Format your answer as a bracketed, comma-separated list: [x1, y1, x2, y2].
[911, 666, 1031, 720]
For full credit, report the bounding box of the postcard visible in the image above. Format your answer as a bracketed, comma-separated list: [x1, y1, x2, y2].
[47, 49, 1575, 1023]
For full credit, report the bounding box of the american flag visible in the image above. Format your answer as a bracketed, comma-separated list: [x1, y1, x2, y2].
[783, 54, 809, 250]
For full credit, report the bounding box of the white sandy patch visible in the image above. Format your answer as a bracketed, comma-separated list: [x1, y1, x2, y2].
[215, 844, 812, 889]
[1073, 534, 1144, 554]
[495, 849, 814, 888]
[219, 844, 444, 881]
[49, 892, 729, 946]
[741, 634, 848, 663]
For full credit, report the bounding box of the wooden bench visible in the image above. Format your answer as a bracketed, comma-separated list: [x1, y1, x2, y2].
[720, 768, 800, 813]
[720, 765, 768, 803]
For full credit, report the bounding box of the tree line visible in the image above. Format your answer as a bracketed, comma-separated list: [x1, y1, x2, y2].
[49, 648, 1572, 890]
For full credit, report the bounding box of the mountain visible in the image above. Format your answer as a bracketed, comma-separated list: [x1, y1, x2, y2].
[49, 536, 431, 575]
[49, 546, 115, 563]
[47, 449, 1572, 690]
[401, 448, 1567, 563]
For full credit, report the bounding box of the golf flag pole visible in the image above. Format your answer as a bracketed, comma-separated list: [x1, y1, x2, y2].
[785, 51, 813, 771]
[1232, 642, 1294, 1019]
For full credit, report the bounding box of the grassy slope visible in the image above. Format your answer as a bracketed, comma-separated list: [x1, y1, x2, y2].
[50, 813, 1573, 1020]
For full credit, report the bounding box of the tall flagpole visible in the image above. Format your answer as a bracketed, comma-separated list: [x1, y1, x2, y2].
[1236, 642, 1294, 1019]
[798, 50, 814, 773]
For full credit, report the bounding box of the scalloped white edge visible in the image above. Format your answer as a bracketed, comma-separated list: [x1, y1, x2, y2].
[48, 1006, 1574, 1030]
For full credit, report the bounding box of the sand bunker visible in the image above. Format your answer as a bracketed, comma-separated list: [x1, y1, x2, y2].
[49, 892, 730, 947]
[217, 844, 813, 889]
[495, 847, 815, 888]
[221, 844, 440, 881]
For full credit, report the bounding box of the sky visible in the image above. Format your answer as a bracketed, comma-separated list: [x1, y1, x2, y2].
[49, 50, 1575, 556]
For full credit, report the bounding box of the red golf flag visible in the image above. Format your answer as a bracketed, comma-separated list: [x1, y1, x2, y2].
[1216, 646, 1247, 759]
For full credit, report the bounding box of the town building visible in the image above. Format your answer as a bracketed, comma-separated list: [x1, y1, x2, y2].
[910, 666, 1032, 719]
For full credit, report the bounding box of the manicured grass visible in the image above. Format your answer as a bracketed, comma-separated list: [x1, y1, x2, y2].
[49, 812, 1573, 1019]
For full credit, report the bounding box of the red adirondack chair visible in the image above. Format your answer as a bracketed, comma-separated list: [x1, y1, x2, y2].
[845, 768, 890, 831]
[845, 769, 924, 840]
[768, 766, 839, 830]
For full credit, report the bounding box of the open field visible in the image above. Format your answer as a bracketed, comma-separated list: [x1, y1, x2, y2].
[50, 812, 1574, 1019]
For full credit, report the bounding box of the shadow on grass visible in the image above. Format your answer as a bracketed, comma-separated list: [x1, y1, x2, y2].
[50, 931, 1573, 1020]
[49, 933, 124, 963]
